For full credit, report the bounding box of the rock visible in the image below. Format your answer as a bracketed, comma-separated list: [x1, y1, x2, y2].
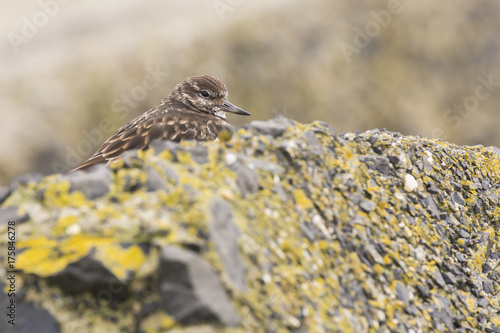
[433, 269, 446, 288]
[158, 246, 240, 326]
[186, 145, 208, 164]
[63, 164, 111, 199]
[364, 243, 384, 265]
[452, 192, 465, 206]
[395, 282, 410, 309]
[10, 173, 43, 191]
[457, 229, 470, 239]
[1, 118, 499, 332]
[422, 195, 439, 219]
[432, 296, 454, 331]
[235, 154, 285, 174]
[146, 162, 178, 192]
[47, 251, 126, 297]
[0, 186, 10, 205]
[247, 120, 287, 137]
[403, 174, 418, 192]
[303, 130, 324, 155]
[145, 166, 167, 192]
[486, 146, 500, 155]
[118, 149, 143, 168]
[208, 199, 247, 290]
[230, 161, 259, 198]
[427, 185, 439, 194]
[442, 272, 456, 285]
[150, 139, 179, 155]
[482, 279, 494, 294]
[417, 283, 430, 300]
[358, 155, 390, 176]
[0, 287, 60, 333]
[477, 297, 489, 308]
[0, 206, 29, 225]
[300, 221, 317, 242]
[359, 200, 376, 212]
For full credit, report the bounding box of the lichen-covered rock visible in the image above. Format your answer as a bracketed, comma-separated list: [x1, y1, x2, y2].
[0, 117, 499, 332]
[158, 246, 240, 326]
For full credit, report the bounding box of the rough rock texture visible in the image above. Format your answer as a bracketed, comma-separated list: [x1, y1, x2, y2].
[0, 117, 499, 332]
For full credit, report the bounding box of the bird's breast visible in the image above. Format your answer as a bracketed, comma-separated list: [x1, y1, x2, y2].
[201, 117, 227, 141]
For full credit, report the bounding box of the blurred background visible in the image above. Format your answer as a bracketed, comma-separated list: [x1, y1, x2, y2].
[1, 0, 500, 185]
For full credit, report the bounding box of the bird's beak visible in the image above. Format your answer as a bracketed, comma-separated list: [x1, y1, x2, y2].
[220, 100, 250, 116]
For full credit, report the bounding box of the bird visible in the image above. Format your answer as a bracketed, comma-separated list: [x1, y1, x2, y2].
[69, 75, 250, 173]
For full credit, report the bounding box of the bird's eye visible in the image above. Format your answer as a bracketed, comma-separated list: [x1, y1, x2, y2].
[200, 90, 210, 98]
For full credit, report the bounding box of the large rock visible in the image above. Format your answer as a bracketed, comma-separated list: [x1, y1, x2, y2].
[158, 246, 240, 326]
[0, 118, 498, 332]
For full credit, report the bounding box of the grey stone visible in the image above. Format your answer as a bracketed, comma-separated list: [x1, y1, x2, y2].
[358, 155, 390, 176]
[0, 206, 29, 225]
[118, 149, 142, 168]
[0, 289, 61, 333]
[230, 162, 259, 198]
[482, 279, 494, 294]
[417, 283, 430, 300]
[236, 154, 285, 174]
[388, 155, 400, 166]
[367, 134, 380, 146]
[0, 186, 10, 205]
[186, 145, 208, 164]
[457, 229, 470, 239]
[146, 166, 167, 192]
[158, 246, 240, 326]
[10, 173, 43, 191]
[478, 231, 493, 258]
[273, 184, 288, 202]
[422, 195, 439, 219]
[146, 162, 178, 192]
[300, 222, 317, 242]
[63, 164, 111, 199]
[271, 115, 296, 127]
[247, 120, 287, 137]
[303, 130, 324, 155]
[477, 297, 489, 308]
[150, 139, 178, 155]
[311, 121, 336, 136]
[433, 268, 446, 288]
[359, 200, 376, 212]
[364, 243, 384, 265]
[208, 199, 247, 291]
[442, 272, 456, 285]
[47, 251, 126, 297]
[486, 146, 500, 156]
[452, 192, 465, 206]
[395, 282, 410, 308]
[428, 185, 439, 194]
[432, 295, 454, 331]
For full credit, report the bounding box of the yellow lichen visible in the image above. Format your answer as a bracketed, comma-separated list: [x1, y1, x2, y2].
[293, 188, 313, 209]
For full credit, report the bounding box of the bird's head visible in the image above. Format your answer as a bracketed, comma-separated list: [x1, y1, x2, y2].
[171, 75, 250, 119]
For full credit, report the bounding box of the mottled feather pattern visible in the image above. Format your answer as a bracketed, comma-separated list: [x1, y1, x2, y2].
[69, 75, 249, 173]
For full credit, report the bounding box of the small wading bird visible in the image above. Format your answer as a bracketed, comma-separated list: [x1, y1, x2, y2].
[69, 75, 250, 173]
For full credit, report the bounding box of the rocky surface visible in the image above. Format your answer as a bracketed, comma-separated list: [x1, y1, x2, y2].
[3, 1, 500, 185]
[0, 117, 499, 332]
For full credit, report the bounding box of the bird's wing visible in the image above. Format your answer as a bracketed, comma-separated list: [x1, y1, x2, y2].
[68, 110, 206, 173]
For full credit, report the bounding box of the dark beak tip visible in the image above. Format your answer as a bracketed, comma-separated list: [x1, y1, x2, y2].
[222, 101, 251, 116]
[239, 109, 251, 116]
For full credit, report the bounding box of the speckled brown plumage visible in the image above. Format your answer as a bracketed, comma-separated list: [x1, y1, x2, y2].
[69, 75, 249, 172]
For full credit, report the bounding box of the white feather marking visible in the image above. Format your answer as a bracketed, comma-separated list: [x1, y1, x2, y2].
[215, 110, 226, 119]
